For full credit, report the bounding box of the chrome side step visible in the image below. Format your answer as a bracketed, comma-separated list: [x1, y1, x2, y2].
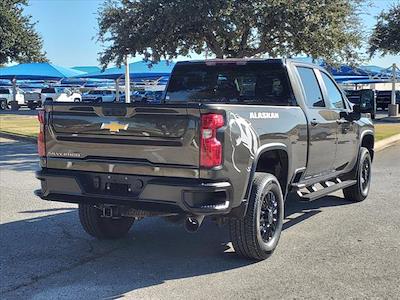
[294, 178, 357, 201]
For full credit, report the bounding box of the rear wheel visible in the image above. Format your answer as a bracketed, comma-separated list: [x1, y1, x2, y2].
[10, 101, 19, 111]
[78, 204, 134, 239]
[343, 147, 371, 202]
[229, 173, 284, 260]
[28, 103, 37, 110]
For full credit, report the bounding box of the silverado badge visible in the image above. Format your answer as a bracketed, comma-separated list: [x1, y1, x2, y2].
[101, 122, 129, 133]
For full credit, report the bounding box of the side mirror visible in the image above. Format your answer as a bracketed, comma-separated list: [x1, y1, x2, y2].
[349, 104, 361, 121]
[339, 111, 348, 119]
[353, 104, 361, 114]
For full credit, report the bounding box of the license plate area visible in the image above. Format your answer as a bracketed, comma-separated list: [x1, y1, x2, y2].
[106, 182, 130, 196]
[79, 173, 146, 197]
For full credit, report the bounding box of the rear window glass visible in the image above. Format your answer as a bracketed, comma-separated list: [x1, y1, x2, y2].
[165, 63, 295, 105]
[41, 88, 55, 93]
[89, 90, 103, 95]
[0, 88, 10, 94]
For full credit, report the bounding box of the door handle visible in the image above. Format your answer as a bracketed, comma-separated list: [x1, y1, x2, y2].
[310, 119, 318, 127]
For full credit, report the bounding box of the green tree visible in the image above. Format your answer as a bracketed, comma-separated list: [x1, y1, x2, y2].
[98, 0, 365, 67]
[369, 4, 400, 56]
[0, 0, 47, 65]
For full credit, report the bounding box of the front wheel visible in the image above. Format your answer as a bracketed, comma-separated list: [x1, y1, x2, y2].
[343, 147, 372, 202]
[78, 204, 134, 239]
[229, 173, 284, 260]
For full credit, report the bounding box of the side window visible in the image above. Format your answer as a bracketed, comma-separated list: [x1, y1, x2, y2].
[297, 67, 325, 108]
[321, 72, 345, 109]
[0, 88, 10, 94]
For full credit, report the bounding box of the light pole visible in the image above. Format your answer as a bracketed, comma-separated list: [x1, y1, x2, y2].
[388, 63, 398, 117]
[12, 77, 17, 102]
[115, 75, 123, 102]
[124, 55, 131, 103]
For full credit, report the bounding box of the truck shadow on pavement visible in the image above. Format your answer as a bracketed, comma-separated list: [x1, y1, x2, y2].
[0, 140, 38, 172]
[1, 194, 352, 298]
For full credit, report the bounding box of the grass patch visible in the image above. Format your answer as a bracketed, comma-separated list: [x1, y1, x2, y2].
[375, 123, 400, 141]
[0, 114, 39, 138]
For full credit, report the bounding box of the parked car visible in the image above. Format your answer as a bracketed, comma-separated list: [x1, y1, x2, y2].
[0, 87, 25, 110]
[345, 89, 376, 119]
[36, 59, 374, 260]
[130, 90, 164, 103]
[23, 88, 42, 110]
[82, 89, 116, 103]
[41, 87, 81, 103]
[376, 90, 400, 111]
[132, 90, 147, 101]
[143, 91, 164, 103]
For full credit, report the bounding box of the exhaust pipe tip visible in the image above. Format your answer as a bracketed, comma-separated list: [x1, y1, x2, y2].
[184, 215, 204, 233]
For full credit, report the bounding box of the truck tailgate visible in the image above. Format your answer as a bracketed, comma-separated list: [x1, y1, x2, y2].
[45, 103, 200, 176]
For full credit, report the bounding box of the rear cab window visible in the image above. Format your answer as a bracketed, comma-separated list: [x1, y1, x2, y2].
[296, 67, 325, 108]
[165, 61, 296, 106]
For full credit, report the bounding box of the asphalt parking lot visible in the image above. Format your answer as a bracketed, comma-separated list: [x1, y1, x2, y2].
[0, 138, 399, 299]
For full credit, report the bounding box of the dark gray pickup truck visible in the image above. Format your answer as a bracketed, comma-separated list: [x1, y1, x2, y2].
[36, 59, 374, 260]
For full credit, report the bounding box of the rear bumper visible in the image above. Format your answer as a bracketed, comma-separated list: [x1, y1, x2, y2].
[35, 168, 233, 215]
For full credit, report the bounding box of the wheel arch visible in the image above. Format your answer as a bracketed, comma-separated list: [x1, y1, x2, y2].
[360, 130, 374, 161]
[244, 143, 290, 200]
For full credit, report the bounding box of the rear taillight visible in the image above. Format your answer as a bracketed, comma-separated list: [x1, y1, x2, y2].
[200, 113, 224, 168]
[37, 110, 46, 157]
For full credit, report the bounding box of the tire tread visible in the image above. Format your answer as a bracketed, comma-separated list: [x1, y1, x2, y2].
[229, 173, 283, 260]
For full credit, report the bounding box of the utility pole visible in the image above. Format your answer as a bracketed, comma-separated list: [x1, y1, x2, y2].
[388, 63, 399, 117]
[124, 55, 131, 103]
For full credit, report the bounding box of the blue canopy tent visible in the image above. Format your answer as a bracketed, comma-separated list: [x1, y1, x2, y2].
[0, 63, 85, 80]
[0, 79, 11, 87]
[76, 60, 175, 80]
[72, 66, 101, 74]
[0, 63, 85, 102]
[324, 64, 370, 77]
[360, 65, 385, 74]
[340, 78, 393, 85]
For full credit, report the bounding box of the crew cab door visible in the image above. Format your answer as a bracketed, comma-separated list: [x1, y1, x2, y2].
[295, 66, 337, 178]
[318, 71, 358, 172]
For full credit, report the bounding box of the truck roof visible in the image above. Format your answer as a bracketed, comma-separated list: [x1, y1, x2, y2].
[174, 58, 321, 69]
[176, 58, 283, 65]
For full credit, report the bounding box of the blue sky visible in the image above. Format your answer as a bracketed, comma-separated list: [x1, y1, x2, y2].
[25, 0, 399, 68]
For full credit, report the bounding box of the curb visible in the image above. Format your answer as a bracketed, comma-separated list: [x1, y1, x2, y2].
[374, 116, 400, 124]
[0, 132, 36, 143]
[1, 131, 399, 152]
[375, 133, 400, 152]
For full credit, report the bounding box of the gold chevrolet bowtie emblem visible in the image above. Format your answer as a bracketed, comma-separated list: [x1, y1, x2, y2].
[101, 122, 129, 133]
